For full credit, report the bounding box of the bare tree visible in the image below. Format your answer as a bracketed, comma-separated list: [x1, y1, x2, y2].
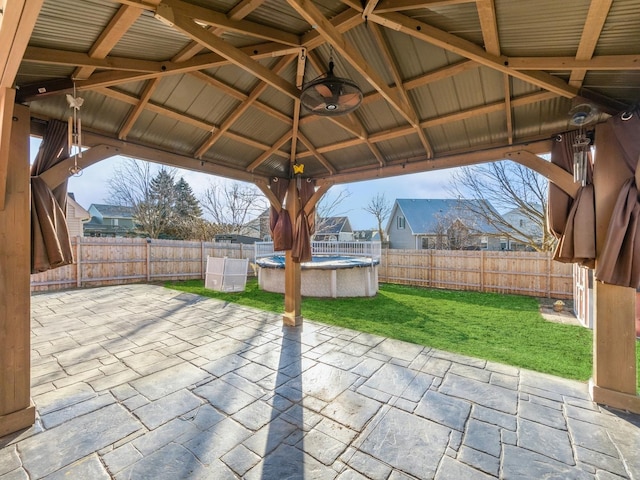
[315, 188, 352, 236]
[200, 181, 267, 234]
[363, 193, 392, 242]
[430, 210, 479, 250]
[106, 159, 156, 207]
[449, 161, 554, 251]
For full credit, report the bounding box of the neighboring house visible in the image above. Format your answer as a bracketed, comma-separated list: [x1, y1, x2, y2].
[65, 194, 91, 237]
[501, 206, 545, 251]
[241, 209, 271, 240]
[213, 234, 260, 244]
[353, 229, 382, 242]
[314, 216, 354, 241]
[84, 204, 136, 237]
[386, 199, 503, 250]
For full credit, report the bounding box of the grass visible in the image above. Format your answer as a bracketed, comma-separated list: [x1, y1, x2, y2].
[165, 278, 640, 390]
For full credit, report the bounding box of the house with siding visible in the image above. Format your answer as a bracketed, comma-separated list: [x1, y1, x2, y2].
[501, 205, 545, 251]
[66, 194, 90, 237]
[313, 216, 354, 241]
[386, 199, 503, 250]
[83, 204, 136, 237]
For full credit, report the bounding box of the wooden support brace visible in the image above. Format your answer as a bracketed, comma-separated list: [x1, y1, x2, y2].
[0, 88, 16, 211]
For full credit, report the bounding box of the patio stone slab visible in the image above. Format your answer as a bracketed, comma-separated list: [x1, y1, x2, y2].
[517, 418, 575, 465]
[440, 373, 518, 414]
[133, 389, 202, 429]
[359, 407, 450, 479]
[301, 363, 359, 402]
[362, 363, 417, 397]
[501, 445, 593, 480]
[0, 446, 20, 476]
[321, 389, 382, 431]
[42, 454, 110, 480]
[435, 455, 495, 480]
[130, 363, 209, 400]
[244, 444, 337, 480]
[19, 403, 141, 478]
[414, 389, 471, 431]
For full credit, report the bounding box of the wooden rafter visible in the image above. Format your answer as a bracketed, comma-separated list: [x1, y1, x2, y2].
[370, 12, 579, 98]
[503, 75, 513, 144]
[247, 132, 292, 172]
[287, 0, 419, 127]
[158, 0, 300, 47]
[320, 139, 553, 184]
[195, 55, 295, 158]
[506, 55, 640, 71]
[475, 0, 512, 146]
[302, 9, 363, 50]
[172, 0, 268, 62]
[297, 133, 336, 174]
[76, 42, 298, 90]
[362, 0, 380, 18]
[570, 0, 613, 87]
[159, 9, 300, 100]
[97, 86, 289, 156]
[73, 5, 142, 80]
[374, 0, 474, 13]
[0, 0, 44, 88]
[289, 50, 305, 167]
[118, 78, 160, 139]
[296, 90, 557, 160]
[476, 0, 500, 57]
[369, 22, 433, 158]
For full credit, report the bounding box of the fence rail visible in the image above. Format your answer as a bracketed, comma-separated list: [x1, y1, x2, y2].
[31, 238, 573, 299]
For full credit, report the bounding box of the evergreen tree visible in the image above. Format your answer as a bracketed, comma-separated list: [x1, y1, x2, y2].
[174, 177, 202, 218]
[135, 168, 176, 238]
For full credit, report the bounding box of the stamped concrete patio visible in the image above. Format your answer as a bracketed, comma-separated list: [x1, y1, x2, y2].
[1, 284, 639, 479]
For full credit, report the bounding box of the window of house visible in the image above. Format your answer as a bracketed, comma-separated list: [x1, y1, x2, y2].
[397, 216, 405, 229]
[519, 219, 524, 227]
[112, 219, 119, 226]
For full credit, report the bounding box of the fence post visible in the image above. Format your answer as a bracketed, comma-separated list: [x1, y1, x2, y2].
[547, 253, 552, 298]
[201, 241, 205, 280]
[146, 240, 151, 282]
[76, 237, 82, 288]
[480, 250, 485, 292]
[428, 250, 433, 287]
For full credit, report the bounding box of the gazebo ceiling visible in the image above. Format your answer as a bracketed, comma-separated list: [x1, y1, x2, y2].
[13, 0, 640, 184]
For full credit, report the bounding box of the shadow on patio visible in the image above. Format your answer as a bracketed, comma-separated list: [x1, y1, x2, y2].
[1, 284, 638, 479]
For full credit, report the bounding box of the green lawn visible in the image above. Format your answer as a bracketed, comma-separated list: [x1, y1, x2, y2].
[165, 279, 640, 390]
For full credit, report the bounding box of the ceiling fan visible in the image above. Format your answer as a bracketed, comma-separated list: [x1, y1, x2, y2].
[300, 59, 363, 116]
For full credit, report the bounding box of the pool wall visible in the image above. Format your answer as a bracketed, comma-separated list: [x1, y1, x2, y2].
[257, 257, 379, 298]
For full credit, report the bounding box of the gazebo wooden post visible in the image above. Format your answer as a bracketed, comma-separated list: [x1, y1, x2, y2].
[591, 121, 640, 413]
[283, 178, 302, 326]
[0, 100, 35, 436]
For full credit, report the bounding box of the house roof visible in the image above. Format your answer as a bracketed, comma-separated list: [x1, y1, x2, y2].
[316, 216, 351, 235]
[89, 204, 135, 218]
[10, 1, 640, 189]
[392, 199, 501, 235]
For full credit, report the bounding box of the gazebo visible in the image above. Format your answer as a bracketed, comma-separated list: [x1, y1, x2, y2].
[1, 0, 639, 438]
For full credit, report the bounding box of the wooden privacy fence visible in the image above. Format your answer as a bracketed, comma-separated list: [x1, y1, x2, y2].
[30, 237, 255, 292]
[31, 238, 573, 298]
[379, 249, 573, 299]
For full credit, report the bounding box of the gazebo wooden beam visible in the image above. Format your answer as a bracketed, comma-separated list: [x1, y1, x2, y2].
[0, 103, 34, 437]
[0, 88, 16, 211]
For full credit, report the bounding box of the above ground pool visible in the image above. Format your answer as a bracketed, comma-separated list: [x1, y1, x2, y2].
[256, 254, 380, 297]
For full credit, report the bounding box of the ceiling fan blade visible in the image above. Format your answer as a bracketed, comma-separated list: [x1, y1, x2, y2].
[339, 93, 361, 107]
[312, 102, 329, 111]
[314, 83, 332, 98]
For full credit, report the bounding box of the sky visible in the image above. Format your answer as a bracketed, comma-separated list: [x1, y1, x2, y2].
[32, 137, 460, 230]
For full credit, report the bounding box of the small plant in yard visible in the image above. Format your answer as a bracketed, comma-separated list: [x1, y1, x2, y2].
[165, 279, 640, 392]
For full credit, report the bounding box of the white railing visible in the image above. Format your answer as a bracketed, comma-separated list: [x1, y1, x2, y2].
[255, 241, 382, 260]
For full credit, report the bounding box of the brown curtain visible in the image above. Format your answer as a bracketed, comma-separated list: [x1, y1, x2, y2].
[30, 119, 74, 273]
[269, 177, 292, 251]
[548, 130, 596, 267]
[292, 179, 316, 263]
[595, 107, 640, 288]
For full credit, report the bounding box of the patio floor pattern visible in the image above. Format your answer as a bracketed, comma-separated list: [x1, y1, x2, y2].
[1, 284, 639, 479]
